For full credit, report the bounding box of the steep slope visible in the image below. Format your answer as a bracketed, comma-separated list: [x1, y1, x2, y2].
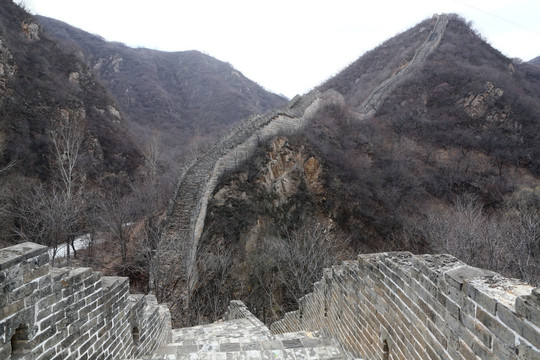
[0, 0, 143, 248]
[0, 1, 140, 185]
[355, 14, 448, 118]
[530, 56, 540, 66]
[36, 16, 287, 155]
[167, 14, 540, 325]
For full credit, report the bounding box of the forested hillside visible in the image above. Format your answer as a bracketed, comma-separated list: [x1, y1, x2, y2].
[191, 14, 540, 325]
[37, 15, 287, 160]
[0, 2, 140, 182]
[6, 3, 538, 329]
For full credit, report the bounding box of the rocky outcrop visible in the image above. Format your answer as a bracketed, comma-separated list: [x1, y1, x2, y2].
[459, 81, 505, 119]
[0, 38, 15, 83]
[21, 20, 39, 41]
[256, 137, 320, 205]
[157, 90, 345, 300]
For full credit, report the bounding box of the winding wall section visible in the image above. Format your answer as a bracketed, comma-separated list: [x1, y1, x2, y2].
[356, 14, 448, 117]
[159, 91, 344, 291]
[159, 14, 449, 293]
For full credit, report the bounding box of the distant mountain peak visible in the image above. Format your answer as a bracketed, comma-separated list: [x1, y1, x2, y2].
[36, 15, 287, 159]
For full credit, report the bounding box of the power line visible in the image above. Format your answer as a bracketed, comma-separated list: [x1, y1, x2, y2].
[452, 0, 540, 34]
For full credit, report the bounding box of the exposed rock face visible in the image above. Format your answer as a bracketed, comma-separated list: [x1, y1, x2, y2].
[459, 81, 523, 145]
[259, 137, 312, 206]
[0, 38, 16, 92]
[93, 53, 123, 73]
[459, 81, 504, 118]
[213, 136, 322, 211]
[21, 20, 39, 40]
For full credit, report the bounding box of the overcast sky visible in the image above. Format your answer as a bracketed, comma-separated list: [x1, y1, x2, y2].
[17, 0, 540, 98]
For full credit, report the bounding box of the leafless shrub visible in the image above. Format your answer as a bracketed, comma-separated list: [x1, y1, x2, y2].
[403, 194, 540, 285]
[247, 219, 352, 321]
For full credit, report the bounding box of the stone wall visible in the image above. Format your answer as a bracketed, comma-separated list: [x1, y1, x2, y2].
[357, 14, 448, 118]
[0, 242, 171, 360]
[224, 300, 267, 329]
[157, 89, 344, 297]
[270, 252, 540, 360]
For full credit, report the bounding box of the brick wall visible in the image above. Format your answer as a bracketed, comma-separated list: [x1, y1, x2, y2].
[0, 242, 171, 359]
[270, 252, 540, 360]
[224, 300, 267, 329]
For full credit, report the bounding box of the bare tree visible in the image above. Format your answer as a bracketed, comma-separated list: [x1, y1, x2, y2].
[12, 185, 82, 265]
[142, 132, 162, 187]
[49, 110, 85, 199]
[503, 205, 540, 285]
[268, 220, 351, 309]
[99, 193, 135, 264]
[47, 109, 87, 260]
[0, 159, 17, 176]
[404, 194, 540, 285]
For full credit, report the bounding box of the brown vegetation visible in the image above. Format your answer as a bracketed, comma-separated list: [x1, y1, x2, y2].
[36, 15, 286, 165]
[0, 1, 142, 249]
[193, 15, 540, 325]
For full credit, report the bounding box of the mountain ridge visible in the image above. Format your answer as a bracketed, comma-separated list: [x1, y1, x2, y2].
[0, 1, 141, 184]
[167, 13, 540, 325]
[36, 15, 287, 158]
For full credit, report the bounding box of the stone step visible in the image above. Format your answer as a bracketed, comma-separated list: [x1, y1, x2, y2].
[171, 318, 271, 343]
[168, 330, 322, 349]
[149, 324, 347, 360]
[148, 344, 347, 360]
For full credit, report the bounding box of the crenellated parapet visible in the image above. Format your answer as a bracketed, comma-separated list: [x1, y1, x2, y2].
[0, 242, 171, 360]
[270, 252, 540, 360]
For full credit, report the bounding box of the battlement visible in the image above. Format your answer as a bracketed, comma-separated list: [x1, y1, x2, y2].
[4, 243, 539, 359]
[270, 252, 540, 360]
[0, 242, 171, 360]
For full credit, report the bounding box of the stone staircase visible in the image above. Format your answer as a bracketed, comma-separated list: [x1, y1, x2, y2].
[144, 317, 349, 360]
[156, 90, 342, 296]
[356, 13, 448, 118]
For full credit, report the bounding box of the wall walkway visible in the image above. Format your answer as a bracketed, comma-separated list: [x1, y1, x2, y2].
[271, 252, 540, 360]
[356, 14, 448, 118]
[0, 242, 171, 360]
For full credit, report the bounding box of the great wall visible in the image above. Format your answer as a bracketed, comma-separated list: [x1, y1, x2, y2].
[157, 89, 339, 294]
[2, 243, 540, 359]
[2, 12, 540, 360]
[0, 242, 171, 359]
[157, 14, 450, 292]
[356, 14, 448, 118]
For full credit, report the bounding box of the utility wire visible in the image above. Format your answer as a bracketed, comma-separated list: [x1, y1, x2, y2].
[452, 0, 540, 34]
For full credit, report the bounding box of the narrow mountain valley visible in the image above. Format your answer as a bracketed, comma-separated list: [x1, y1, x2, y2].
[36, 15, 286, 164]
[0, 0, 285, 267]
[1, 0, 539, 334]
